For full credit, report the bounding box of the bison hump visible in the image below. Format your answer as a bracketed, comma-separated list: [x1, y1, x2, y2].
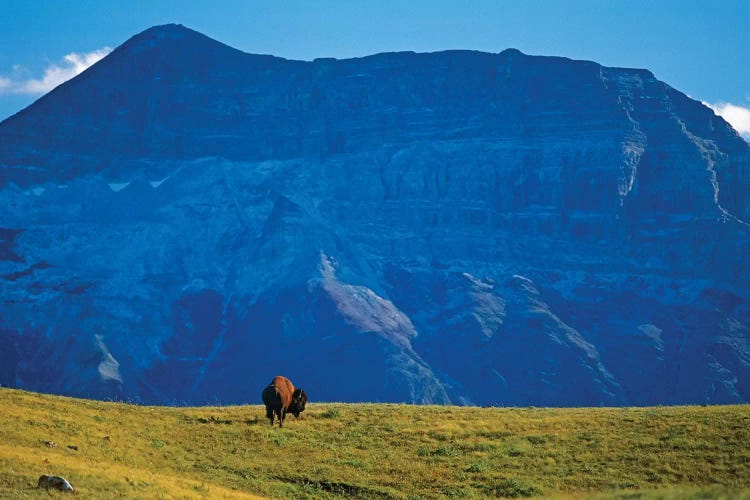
[271, 375, 295, 393]
[264, 375, 295, 408]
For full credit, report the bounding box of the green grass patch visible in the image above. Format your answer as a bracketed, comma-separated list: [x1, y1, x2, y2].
[0, 388, 749, 498]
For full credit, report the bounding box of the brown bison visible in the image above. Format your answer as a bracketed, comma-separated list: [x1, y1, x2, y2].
[261, 375, 307, 427]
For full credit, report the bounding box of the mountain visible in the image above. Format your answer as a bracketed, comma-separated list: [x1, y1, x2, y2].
[1, 24, 749, 406]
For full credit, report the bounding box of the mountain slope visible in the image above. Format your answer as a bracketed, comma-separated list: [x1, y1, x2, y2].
[1, 24, 749, 405]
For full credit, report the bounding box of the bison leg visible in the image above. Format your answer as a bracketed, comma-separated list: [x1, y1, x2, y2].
[279, 407, 286, 428]
[266, 406, 274, 426]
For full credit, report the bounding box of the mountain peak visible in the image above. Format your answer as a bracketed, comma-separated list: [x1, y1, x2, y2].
[117, 23, 229, 51]
[142, 23, 190, 33]
[132, 23, 205, 42]
[499, 47, 525, 57]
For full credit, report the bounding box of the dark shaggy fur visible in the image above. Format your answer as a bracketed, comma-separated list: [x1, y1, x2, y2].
[262, 375, 307, 427]
[288, 388, 308, 417]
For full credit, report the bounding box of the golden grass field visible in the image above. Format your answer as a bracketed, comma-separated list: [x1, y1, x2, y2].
[0, 387, 748, 498]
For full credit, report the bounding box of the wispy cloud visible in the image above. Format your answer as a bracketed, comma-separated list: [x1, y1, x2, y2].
[703, 101, 750, 142]
[0, 47, 112, 96]
[0, 76, 12, 93]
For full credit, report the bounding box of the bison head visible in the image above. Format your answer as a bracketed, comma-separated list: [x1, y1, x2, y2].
[288, 388, 308, 417]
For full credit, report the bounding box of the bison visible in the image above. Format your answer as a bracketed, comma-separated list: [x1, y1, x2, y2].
[262, 375, 307, 427]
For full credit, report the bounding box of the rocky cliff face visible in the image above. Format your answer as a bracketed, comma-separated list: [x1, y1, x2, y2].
[1, 24, 749, 405]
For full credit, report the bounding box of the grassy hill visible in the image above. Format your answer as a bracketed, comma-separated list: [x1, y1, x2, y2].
[0, 388, 748, 498]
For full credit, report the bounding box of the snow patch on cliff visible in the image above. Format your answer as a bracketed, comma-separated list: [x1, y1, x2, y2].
[108, 182, 130, 192]
[95, 335, 122, 384]
[319, 252, 417, 344]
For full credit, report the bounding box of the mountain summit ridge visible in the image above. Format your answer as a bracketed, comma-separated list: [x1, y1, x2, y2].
[4, 24, 733, 187]
[1, 25, 749, 406]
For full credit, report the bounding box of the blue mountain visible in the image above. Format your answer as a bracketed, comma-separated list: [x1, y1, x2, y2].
[1, 24, 749, 405]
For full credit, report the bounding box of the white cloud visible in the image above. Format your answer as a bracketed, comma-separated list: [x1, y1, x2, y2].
[0, 47, 112, 96]
[703, 101, 750, 142]
[0, 76, 11, 92]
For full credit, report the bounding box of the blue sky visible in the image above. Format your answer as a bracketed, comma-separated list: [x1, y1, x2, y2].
[0, 0, 748, 137]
